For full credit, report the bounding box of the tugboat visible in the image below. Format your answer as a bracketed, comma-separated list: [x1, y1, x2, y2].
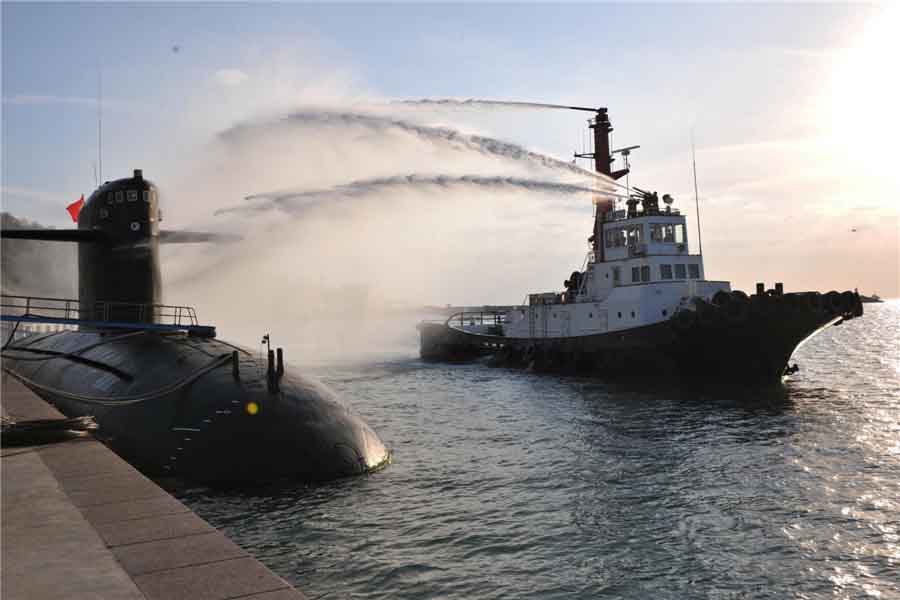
[418, 107, 863, 384]
[2, 169, 391, 484]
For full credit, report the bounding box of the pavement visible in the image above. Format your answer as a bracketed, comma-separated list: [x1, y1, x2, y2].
[1, 373, 307, 600]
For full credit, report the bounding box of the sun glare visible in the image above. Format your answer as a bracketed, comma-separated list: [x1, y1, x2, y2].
[826, 4, 900, 190]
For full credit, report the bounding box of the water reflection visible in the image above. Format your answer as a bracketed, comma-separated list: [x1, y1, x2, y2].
[172, 303, 900, 599]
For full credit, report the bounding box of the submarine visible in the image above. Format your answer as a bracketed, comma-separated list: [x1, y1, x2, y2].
[1, 169, 391, 484]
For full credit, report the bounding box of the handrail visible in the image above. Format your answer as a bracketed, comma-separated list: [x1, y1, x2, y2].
[1, 294, 202, 327]
[445, 309, 509, 330]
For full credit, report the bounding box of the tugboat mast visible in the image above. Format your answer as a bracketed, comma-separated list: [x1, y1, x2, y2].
[572, 107, 631, 262]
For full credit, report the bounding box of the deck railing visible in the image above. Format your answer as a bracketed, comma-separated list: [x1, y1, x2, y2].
[445, 310, 508, 330]
[0, 295, 202, 328]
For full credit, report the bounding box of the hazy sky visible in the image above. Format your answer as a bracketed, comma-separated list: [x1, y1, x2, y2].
[2, 2, 898, 304]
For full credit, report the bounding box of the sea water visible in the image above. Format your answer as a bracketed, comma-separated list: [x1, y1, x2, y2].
[175, 301, 900, 599]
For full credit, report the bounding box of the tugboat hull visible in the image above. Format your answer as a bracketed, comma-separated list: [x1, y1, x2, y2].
[419, 291, 862, 384]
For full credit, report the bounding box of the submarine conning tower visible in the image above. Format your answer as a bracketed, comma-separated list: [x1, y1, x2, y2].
[79, 169, 162, 323]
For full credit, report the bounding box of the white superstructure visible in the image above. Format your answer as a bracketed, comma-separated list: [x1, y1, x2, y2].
[500, 195, 729, 339]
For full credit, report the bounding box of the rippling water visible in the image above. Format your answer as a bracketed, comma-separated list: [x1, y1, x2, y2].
[174, 301, 900, 599]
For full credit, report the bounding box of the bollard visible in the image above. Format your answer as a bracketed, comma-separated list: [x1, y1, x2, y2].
[276, 347, 284, 378]
[756, 282, 765, 295]
[266, 349, 277, 392]
[775, 282, 784, 296]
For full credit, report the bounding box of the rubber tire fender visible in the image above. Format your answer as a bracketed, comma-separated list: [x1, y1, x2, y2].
[824, 291, 843, 314]
[672, 309, 697, 332]
[840, 291, 856, 316]
[808, 292, 823, 313]
[725, 296, 750, 323]
[712, 290, 732, 307]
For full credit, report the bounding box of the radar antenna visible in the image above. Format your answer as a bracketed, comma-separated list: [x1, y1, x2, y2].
[612, 145, 640, 204]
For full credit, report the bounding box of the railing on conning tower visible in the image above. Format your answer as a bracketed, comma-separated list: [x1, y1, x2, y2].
[0, 295, 215, 337]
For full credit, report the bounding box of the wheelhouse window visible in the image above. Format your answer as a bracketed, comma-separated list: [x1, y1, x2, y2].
[127, 190, 138, 202]
[660, 264, 673, 279]
[606, 227, 626, 248]
[675, 264, 687, 279]
[641, 265, 650, 282]
[688, 264, 700, 279]
[631, 266, 640, 283]
[627, 225, 643, 246]
[650, 223, 685, 243]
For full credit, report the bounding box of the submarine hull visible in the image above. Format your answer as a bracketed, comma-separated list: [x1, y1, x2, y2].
[2, 330, 390, 484]
[419, 292, 863, 384]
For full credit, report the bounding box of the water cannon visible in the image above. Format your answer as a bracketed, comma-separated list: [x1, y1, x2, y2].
[572, 107, 629, 180]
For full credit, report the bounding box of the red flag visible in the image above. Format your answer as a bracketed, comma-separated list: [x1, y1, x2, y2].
[66, 195, 84, 223]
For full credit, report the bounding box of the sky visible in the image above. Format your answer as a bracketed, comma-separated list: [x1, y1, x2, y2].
[2, 1, 898, 315]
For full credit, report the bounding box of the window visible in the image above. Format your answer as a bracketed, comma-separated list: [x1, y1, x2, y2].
[612, 267, 620, 283]
[127, 190, 138, 202]
[617, 311, 622, 318]
[107, 192, 114, 204]
[660, 264, 673, 280]
[675, 264, 686, 279]
[689, 264, 700, 279]
[606, 228, 625, 248]
[641, 265, 650, 282]
[675, 224, 685, 244]
[589, 312, 593, 318]
[115, 190, 123, 203]
[627, 226, 643, 246]
[631, 267, 640, 283]
[651, 224, 678, 243]
[630, 310, 636, 318]
[143, 190, 150, 203]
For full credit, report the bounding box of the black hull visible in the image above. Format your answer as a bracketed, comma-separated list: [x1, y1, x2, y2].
[2, 330, 390, 485]
[418, 291, 863, 385]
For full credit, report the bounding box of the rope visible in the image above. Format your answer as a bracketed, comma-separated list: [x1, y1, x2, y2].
[1, 320, 20, 351]
[1, 331, 151, 380]
[2, 353, 234, 407]
[4, 329, 145, 357]
[1, 415, 98, 447]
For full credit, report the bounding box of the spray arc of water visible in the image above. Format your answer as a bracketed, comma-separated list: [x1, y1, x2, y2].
[219, 109, 614, 185]
[216, 174, 619, 217]
[394, 98, 604, 112]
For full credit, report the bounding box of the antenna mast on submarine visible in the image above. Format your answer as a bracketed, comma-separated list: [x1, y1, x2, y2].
[97, 67, 103, 184]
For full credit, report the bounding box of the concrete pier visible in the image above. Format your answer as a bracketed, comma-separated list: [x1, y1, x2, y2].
[1, 373, 306, 600]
